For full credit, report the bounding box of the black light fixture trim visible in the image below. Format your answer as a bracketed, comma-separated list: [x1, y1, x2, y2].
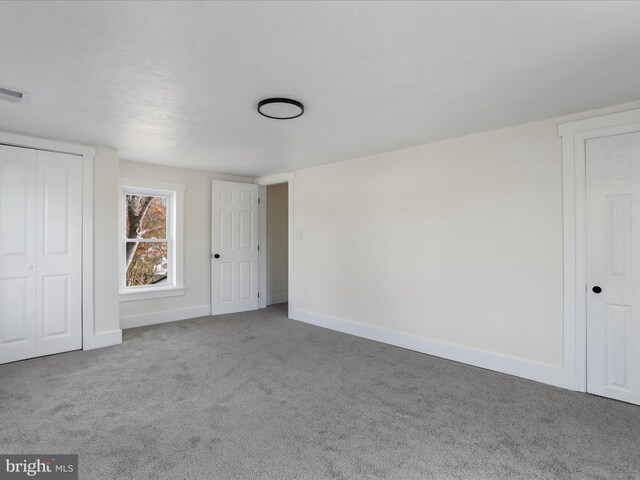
[257, 97, 304, 120]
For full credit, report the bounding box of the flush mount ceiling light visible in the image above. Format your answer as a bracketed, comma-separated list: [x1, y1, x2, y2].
[257, 97, 304, 120]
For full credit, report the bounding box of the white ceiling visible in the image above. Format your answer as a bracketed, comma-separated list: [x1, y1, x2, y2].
[0, 1, 639, 176]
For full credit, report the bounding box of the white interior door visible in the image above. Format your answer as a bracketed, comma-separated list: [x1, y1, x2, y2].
[0, 146, 82, 364]
[586, 131, 640, 405]
[0, 146, 37, 363]
[211, 181, 260, 315]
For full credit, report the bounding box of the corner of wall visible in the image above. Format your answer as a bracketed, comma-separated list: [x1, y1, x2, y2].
[92, 146, 122, 347]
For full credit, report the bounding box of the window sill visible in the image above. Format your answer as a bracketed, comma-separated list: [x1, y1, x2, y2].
[119, 286, 185, 302]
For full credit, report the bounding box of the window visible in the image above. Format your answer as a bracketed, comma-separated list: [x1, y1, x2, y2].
[119, 179, 185, 301]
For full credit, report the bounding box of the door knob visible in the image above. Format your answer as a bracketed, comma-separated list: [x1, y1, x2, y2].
[214, 254, 220, 259]
[26, 264, 34, 270]
[592, 286, 602, 294]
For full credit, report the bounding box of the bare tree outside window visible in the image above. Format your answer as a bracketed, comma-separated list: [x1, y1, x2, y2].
[125, 194, 169, 286]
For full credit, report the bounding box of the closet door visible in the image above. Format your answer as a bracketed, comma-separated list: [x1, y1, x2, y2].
[0, 146, 37, 363]
[0, 146, 82, 364]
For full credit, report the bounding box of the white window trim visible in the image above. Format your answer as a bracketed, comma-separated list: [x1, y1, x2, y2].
[119, 178, 185, 302]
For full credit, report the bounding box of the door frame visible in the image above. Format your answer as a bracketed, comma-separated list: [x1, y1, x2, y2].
[559, 107, 640, 391]
[0, 131, 96, 350]
[254, 172, 294, 319]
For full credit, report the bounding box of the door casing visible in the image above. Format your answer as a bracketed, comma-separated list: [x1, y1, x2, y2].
[559, 107, 640, 392]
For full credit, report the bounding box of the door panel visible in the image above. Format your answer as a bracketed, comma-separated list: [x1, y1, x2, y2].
[605, 194, 631, 277]
[586, 131, 640, 405]
[0, 156, 32, 256]
[220, 211, 233, 249]
[218, 262, 233, 303]
[604, 304, 630, 390]
[42, 163, 70, 254]
[239, 261, 253, 300]
[42, 274, 69, 337]
[211, 181, 260, 315]
[239, 211, 253, 249]
[0, 277, 30, 344]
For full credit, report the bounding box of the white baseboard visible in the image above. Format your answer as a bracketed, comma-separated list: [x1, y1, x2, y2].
[91, 329, 122, 349]
[267, 293, 288, 306]
[290, 308, 570, 389]
[120, 305, 211, 329]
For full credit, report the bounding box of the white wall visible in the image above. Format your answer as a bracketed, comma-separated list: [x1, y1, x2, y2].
[291, 101, 640, 375]
[267, 183, 288, 305]
[93, 147, 120, 334]
[118, 160, 252, 327]
[101, 100, 640, 389]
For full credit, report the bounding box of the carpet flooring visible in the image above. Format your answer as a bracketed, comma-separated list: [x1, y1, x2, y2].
[1, 304, 639, 479]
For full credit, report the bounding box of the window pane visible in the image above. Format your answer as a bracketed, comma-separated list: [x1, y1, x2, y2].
[125, 194, 167, 239]
[126, 242, 168, 286]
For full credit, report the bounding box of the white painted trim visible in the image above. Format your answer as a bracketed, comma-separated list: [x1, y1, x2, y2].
[120, 305, 211, 329]
[119, 286, 185, 302]
[559, 107, 640, 391]
[267, 293, 288, 306]
[254, 172, 295, 318]
[258, 185, 268, 308]
[0, 131, 96, 350]
[82, 150, 95, 349]
[210, 180, 215, 315]
[118, 177, 186, 193]
[558, 107, 640, 137]
[254, 172, 294, 185]
[0, 131, 95, 158]
[92, 329, 122, 349]
[212, 173, 255, 184]
[287, 179, 294, 319]
[291, 308, 569, 388]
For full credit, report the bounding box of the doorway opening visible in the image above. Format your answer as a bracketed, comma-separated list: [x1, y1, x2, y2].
[265, 183, 288, 307]
[255, 173, 293, 316]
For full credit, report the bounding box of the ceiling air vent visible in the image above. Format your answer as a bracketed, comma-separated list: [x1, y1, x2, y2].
[0, 86, 26, 104]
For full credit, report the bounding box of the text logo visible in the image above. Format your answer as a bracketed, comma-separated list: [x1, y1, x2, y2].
[0, 455, 77, 480]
